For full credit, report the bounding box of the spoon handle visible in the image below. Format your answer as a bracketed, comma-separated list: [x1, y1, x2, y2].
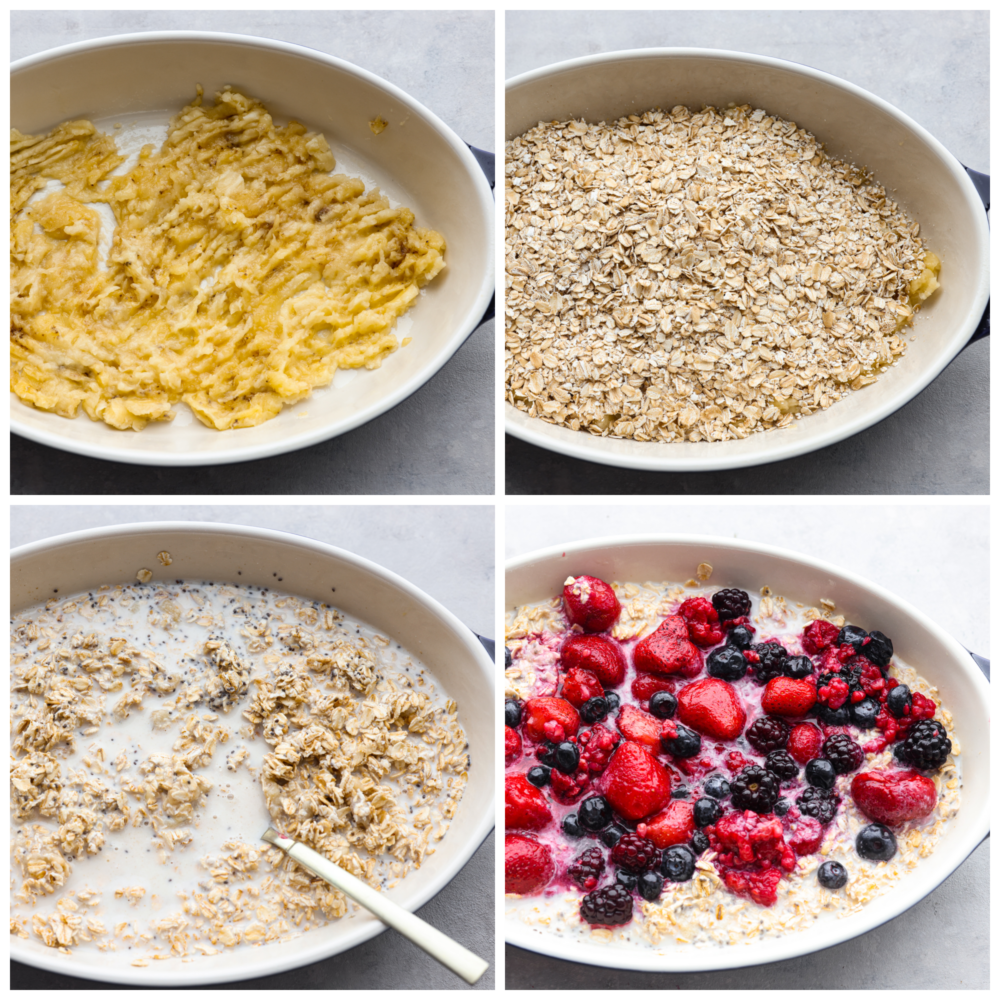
[262, 829, 489, 984]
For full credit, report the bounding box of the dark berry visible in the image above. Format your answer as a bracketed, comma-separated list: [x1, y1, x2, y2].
[856, 823, 897, 861]
[536, 741, 557, 766]
[568, 846, 605, 889]
[562, 813, 583, 838]
[730, 765, 780, 813]
[784, 655, 814, 679]
[672, 786, 690, 799]
[689, 830, 711, 854]
[504, 698, 522, 727]
[837, 625, 869, 653]
[745, 716, 790, 753]
[774, 798, 790, 816]
[886, 684, 912, 718]
[712, 588, 751, 621]
[895, 720, 952, 771]
[648, 691, 678, 719]
[866, 630, 894, 669]
[661, 845, 696, 882]
[822, 734, 864, 774]
[817, 860, 848, 889]
[693, 797, 722, 827]
[815, 702, 851, 726]
[806, 758, 836, 790]
[703, 774, 731, 799]
[639, 871, 665, 901]
[615, 869, 638, 890]
[706, 646, 748, 681]
[726, 624, 755, 650]
[526, 765, 551, 787]
[605, 693, 621, 711]
[580, 696, 610, 724]
[580, 885, 633, 925]
[661, 722, 701, 758]
[611, 833, 659, 873]
[798, 786, 839, 824]
[749, 642, 788, 684]
[505, 646, 512, 668]
[764, 749, 799, 781]
[600, 824, 627, 848]
[849, 697, 880, 730]
[553, 741, 580, 774]
[578, 795, 613, 831]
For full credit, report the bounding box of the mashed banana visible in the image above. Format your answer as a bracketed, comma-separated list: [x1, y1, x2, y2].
[10, 88, 446, 431]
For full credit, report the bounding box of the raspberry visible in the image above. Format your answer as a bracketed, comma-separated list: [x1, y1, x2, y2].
[745, 716, 790, 753]
[729, 765, 780, 813]
[611, 832, 660, 873]
[801, 619, 841, 654]
[580, 884, 633, 926]
[747, 641, 788, 685]
[894, 720, 952, 770]
[567, 846, 606, 890]
[678, 596, 724, 647]
[577, 724, 619, 776]
[712, 588, 751, 622]
[719, 865, 783, 906]
[788, 815, 824, 855]
[549, 766, 588, 805]
[816, 672, 851, 710]
[822, 733, 865, 774]
[797, 786, 840, 825]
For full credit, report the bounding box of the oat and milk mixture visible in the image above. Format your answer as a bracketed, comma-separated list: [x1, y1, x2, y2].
[504, 566, 960, 950]
[10, 580, 468, 963]
[505, 104, 941, 442]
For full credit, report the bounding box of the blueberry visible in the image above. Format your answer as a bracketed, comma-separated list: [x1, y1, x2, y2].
[784, 655, 814, 679]
[600, 824, 627, 848]
[774, 798, 790, 816]
[649, 691, 678, 719]
[726, 624, 755, 650]
[689, 831, 710, 854]
[866, 630, 894, 669]
[505, 646, 512, 668]
[661, 845, 696, 882]
[837, 625, 869, 653]
[553, 741, 580, 773]
[504, 699, 521, 728]
[671, 786, 690, 800]
[605, 693, 621, 711]
[661, 723, 701, 758]
[693, 797, 722, 827]
[817, 860, 849, 889]
[703, 774, 730, 799]
[536, 741, 557, 767]
[706, 646, 748, 681]
[816, 702, 851, 726]
[526, 765, 551, 787]
[578, 795, 613, 831]
[886, 684, 912, 719]
[580, 696, 609, 723]
[562, 813, 583, 838]
[849, 697, 880, 729]
[616, 869, 638, 890]
[806, 758, 837, 790]
[856, 823, 897, 861]
[639, 871, 665, 901]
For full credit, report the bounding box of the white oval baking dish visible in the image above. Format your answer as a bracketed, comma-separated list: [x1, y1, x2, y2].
[11, 523, 495, 985]
[505, 535, 989, 972]
[505, 49, 990, 471]
[11, 32, 495, 466]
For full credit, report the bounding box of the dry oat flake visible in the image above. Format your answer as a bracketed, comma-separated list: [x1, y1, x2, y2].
[505, 104, 941, 443]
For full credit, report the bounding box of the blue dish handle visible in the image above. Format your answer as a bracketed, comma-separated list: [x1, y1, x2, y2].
[475, 633, 496, 663]
[961, 166, 990, 347]
[967, 649, 990, 680]
[466, 144, 495, 331]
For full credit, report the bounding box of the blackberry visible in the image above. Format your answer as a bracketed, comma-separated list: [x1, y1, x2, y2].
[837, 625, 870, 654]
[849, 697, 880, 730]
[526, 765, 551, 787]
[568, 846, 605, 889]
[817, 860, 848, 889]
[639, 871, 665, 901]
[600, 824, 627, 848]
[672, 786, 690, 799]
[693, 797, 722, 827]
[690, 831, 710, 855]
[712, 588, 751, 622]
[895, 720, 952, 771]
[749, 642, 788, 685]
[805, 758, 836, 790]
[615, 869, 638, 891]
[726, 624, 755, 650]
[706, 646, 748, 681]
[866, 630, 894, 670]
[784, 655, 814, 680]
[774, 798, 790, 816]
[648, 691, 678, 719]
[661, 723, 701, 758]
[553, 741, 580, 774]
[815, 701, 851, 726]
[562, 813, 584, 838]
[822, 734, 864, 774]
[730, 765, 780, 813]
[661, 845, 696, 882]
[505, 646, 512, 668]
[611, 833, 659, 873]
[578, 795, 613, 831]
[605, 693, 621, 711]
[504, 699, 522, 728]
[856, 823, 897, 862]
[580, 885, 633, 926]
[798, 786, 839, 824]
[886, 684, 912, 719]
[764, 749, 799, 781]
[580, 696, 610, 724]
[703, 774, 730, 799]
[745, 716, 790, 753]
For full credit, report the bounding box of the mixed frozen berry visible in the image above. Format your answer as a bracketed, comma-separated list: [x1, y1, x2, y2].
[505, 577, 953, 927]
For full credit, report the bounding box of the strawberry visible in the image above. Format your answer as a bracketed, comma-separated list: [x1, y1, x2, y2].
[634, 616, 703, 677]
[677, 677, 746, 740]
[560, 667, 604, 708]
[638, 799, 696, 848]
[505, 773, 553, 831]
[801, 619, 840, 654]
[505, 833, 554, 894]
[505, 725, 522, 765]
[561, 634, 627, 688]
[631, 673, 676, 702]
[719, 865, 783, 906]
[601, 741, 672, 822]
[761, 677, 816, 717]
[563, 574, 621, 632]
[850, 769, 937, 826]
[677, 597, 724, 647]
[577, 723, 620, 775]
[522, 696, 580, 743]
[616, 704, 663, 749]
[787, 723, 823, 764]
[787, 815, 824, 856]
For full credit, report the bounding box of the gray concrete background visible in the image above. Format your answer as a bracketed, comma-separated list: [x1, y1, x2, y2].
[505, 10, 989, 495]
[11, 10, 495, 496]
[505, 504, 989, 989]
[10, 504, 495, 990]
